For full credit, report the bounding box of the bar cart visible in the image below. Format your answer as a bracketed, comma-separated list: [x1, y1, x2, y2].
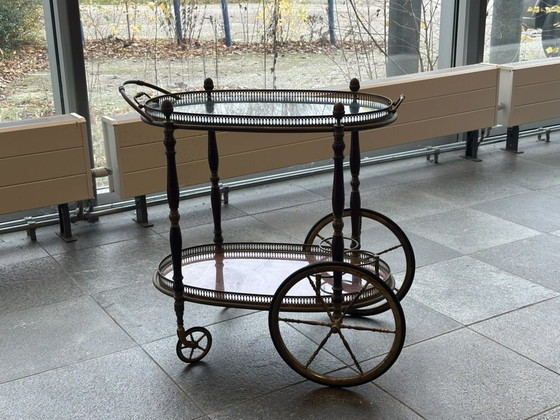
[120, 79, 413, 387]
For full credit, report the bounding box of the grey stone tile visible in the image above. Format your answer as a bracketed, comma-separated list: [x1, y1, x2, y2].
[53, 234, 171, 294]
[226, 182, 325, 214]
[0, 256, 84, 316]
[406, 231, 462, 269]
[0, 296, 134, 383]
[144, 311, 321, 413]
[408, 169, 530, 207]
[178, 215, 300, 247]
[358, 183, 458, 223]
[471, 297, 560, 374]
[528, 405, 560, 419]
[541, 184, 560, 198]
[209, 380, 422, 420]
[398, 297, 462, 346]
[290, 167, 398, 198]
[401, 208, 539, 254]
[37, 210, 159, 255]
[0, 231, 48, 267]
[472, 233, 560, 292]
[481, 154, 560, 191]
[515, 137, 560, 167]
[375, 328, 560, 419]
[472, 191, 560, 232]
[252, 201, 331, 243]
[0, 347, 203, 419]
[94, 282, 256, 344]
[211, 215, 299, 244]
[366, 153, 478, 185]
[409, 256, 558, 325]
[148, 195, 248, 234]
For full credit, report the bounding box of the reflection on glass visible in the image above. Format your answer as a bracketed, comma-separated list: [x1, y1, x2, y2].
[173, 100, 375, 117]
[485, 0, 560, 63]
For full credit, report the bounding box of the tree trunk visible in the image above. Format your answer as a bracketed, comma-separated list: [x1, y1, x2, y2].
[489, 0, 523, 63]
[387, 0, 422, 76]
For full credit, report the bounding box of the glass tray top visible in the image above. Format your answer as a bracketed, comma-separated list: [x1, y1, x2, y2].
[121, 80, 404, 132]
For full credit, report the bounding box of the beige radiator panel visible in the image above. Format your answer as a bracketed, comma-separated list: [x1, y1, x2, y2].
[0, 175, 92, 214]
[104, 64, 499, 199]
[0, 114, 94, 214]
[0, 148, 88, 188]
[498, 58, 560, 126]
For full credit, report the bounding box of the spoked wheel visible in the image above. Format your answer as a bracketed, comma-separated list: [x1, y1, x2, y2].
[304, 208, 415, 315]
[542, 8, 560, 57]
[176, 327, 212, 363]
[268, 261, 405, 387]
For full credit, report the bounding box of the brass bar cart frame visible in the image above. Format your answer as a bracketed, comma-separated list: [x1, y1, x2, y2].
[120, 79, 412, 387]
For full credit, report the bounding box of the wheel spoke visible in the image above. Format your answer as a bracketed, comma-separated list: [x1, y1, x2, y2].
[306, 275, 335, 322]
[340, 323, 396, 334]
[305, 329, 334, 368]
[278, 316, 332, 328]
[376, 243, 402, 256]
[336, 329, 363, 374]
[340, 281, 372, 318]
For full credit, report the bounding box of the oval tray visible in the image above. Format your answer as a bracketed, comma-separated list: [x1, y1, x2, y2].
[153, 242, 394, 310]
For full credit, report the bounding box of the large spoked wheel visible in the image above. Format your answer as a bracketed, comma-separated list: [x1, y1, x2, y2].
[176, 327, 212, 363]
[268, 261, 405, 387]
[542, 9, 560, 57]
[304, 208, 415, 315]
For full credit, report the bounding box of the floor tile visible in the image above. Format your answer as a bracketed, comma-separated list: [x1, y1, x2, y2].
[471, 297, 560, 374]
[0, 347, 203, 419]
[398, 297, 463, 346]
[209, 380, 422, 420]
[148, 194, 248, 234]
[53, 234, 171, 294]
[472, 191, 560, 232]
[0, 231, 48, 266]
[0, 296, 134, 383]
[94, 282, 256, 344]
[482, 154, 560, 191]
[175, 215, 301, 249]
[407, 168, 530, 207]
[528, 405, 560, 419]
[0, 256, 84, 316]
[37, 211, 158, 255]
[375, 328, 560, 419]
[144, 312, 312, 413]
[358, 183, 458, 223]
[472, 233, 560, 292]
[251, 201, 332, 243]
[402, 208, 539, 254]
[405, 231, 462, 269]
[227, 183, 325, 214]
[409, 256, 558, 325]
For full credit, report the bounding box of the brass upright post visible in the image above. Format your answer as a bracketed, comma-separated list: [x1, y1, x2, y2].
[331, 103, 346, 316]
[162, 99, 186, 342]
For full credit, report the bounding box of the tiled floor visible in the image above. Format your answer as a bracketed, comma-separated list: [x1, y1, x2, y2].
[1, 135, 560, 419]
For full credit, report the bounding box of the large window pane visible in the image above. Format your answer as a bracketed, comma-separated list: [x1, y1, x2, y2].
[0, 0, 54, 122]
[484, 0, 560, 63]
[3, 1, 444, 193]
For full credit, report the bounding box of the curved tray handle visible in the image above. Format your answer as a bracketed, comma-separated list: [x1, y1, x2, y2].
[390, 94, 405, 113]
[119, 80, 175, 123]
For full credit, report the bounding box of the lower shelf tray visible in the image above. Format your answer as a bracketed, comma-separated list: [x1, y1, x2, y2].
[153, 242, 394, 310]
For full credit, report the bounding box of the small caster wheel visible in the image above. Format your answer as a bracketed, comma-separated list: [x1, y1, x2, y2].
[176, 327, 212, 363]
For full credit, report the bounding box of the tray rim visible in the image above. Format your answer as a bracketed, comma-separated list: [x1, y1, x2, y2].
[152, 242, 393, 310]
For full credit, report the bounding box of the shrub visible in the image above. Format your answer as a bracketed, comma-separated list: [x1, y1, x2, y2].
[0, 0, 41, 51]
